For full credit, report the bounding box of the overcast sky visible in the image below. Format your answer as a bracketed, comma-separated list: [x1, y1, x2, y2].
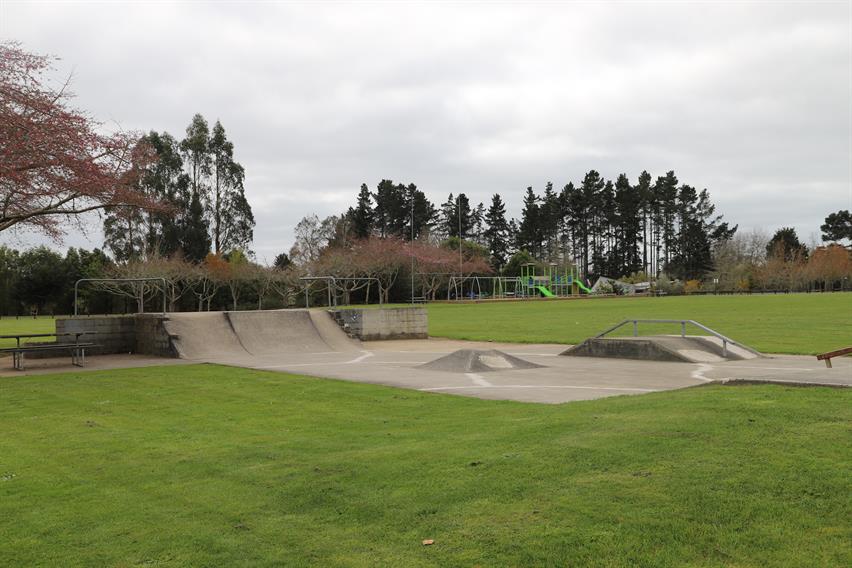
[2, 1, 850, 262]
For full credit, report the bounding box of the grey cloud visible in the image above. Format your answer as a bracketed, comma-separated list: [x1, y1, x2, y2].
[1, 1, 849, 262]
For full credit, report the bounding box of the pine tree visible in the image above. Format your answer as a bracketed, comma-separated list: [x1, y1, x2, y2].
[484, 194, 511, 269]
[405, 184, 436, 240]
[540, 182, 559, 261]
[614, 173, 642, 276]
[821, 210, 852, 242]
[517, 187, 541, 256]
[372, 179, 398, 237]
[353, 183, 373, 238]
[443, 193, 472, 238]
[557, 183, 573, 264]
[656, 171, 679, 270]
[766, 227, 808, 261]
[668, 186, 736, 279]
[635, 170, 653, 275]
[596, 180, 616, 275]
[577, 171, 604, 276]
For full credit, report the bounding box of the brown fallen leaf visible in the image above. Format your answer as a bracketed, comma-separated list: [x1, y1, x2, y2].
[422, 539, 435, 546]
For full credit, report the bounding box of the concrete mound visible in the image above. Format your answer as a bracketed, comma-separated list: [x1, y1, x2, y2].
[562, 335, 762, 363]
[164, 309, 359, 360]
[418, 349, 544, 373]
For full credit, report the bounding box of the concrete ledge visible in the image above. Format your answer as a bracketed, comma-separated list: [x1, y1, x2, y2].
[330, 307, 428, 340]
[562, 338, 687, 362]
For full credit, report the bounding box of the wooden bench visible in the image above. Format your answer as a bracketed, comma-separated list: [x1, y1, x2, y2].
[0, 332, 98, 371]
[816, 346, 852, 369]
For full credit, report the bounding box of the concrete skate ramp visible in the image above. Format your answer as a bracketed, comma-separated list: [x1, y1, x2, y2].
[165, 309, 359, 360]
[418, 349, 544, 373]
[562, 335, 762, 363]
[163, 312, 248, 360]
[308, 310, 361, 352]
[226, 310, 359, 356]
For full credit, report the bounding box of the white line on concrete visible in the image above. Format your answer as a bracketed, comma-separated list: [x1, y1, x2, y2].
[465, 373, 493, 387]
[254, 351, 374, 370]
[419, 385, 657, 392]
[690, 363, 715, 382]
[351, 351, 374, 364]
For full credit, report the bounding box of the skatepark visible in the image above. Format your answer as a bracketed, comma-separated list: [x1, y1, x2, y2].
[5, 307, 848, 403]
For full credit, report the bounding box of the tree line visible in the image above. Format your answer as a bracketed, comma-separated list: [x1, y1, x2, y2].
[301, 171, 737, 281]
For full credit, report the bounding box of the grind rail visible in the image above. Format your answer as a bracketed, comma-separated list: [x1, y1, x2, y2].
[594, 319, 761, 358]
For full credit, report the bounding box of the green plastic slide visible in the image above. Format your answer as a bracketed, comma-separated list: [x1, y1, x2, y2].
[536, 285, 555, 297]
[575, 280, 592, 293]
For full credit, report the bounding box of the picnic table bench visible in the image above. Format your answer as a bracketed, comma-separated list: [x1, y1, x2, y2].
[0, 332, 98, 371]
[816, 346, 852, 369]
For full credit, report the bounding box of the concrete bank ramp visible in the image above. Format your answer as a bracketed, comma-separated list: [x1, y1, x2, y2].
[162, 312, 247, 360]
[164, 309, 359, 360]
[562, 335, 762, 364]
[419, 349, 544, 373]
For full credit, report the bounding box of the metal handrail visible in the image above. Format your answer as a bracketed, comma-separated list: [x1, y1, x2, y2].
[594, 319, 761, 358]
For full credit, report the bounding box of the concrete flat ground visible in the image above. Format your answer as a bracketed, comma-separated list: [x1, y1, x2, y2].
[3, 338, 848, 404]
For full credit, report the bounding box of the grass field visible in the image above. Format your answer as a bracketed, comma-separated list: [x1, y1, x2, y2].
[427, 293, 852, 355]
[0, 316, 59, 348]
[1, 364, 849, 567]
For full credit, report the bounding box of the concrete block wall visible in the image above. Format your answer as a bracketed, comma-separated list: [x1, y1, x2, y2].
[134, 314, 176, 357]
[56, 315, 136, 355]
[331, 307, 428, 340]
[52, 314, 176, 357]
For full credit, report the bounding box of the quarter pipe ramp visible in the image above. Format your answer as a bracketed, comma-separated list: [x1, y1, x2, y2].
[163, 309, 359, 360]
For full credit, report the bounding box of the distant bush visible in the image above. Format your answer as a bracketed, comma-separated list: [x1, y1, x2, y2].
[684, 280, 702, 294]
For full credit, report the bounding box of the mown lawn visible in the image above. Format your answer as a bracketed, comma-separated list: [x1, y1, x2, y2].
[1, 364, 849, 567]
[427, 293, 852, 354]
[0, 316, 58, 348]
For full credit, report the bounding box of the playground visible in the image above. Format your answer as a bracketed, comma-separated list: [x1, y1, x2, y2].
[447, 263, 592, 300]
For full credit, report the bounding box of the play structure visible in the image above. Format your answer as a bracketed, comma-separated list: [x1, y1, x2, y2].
[446, 263, 591, 300]
[520, 263, 592, 297]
